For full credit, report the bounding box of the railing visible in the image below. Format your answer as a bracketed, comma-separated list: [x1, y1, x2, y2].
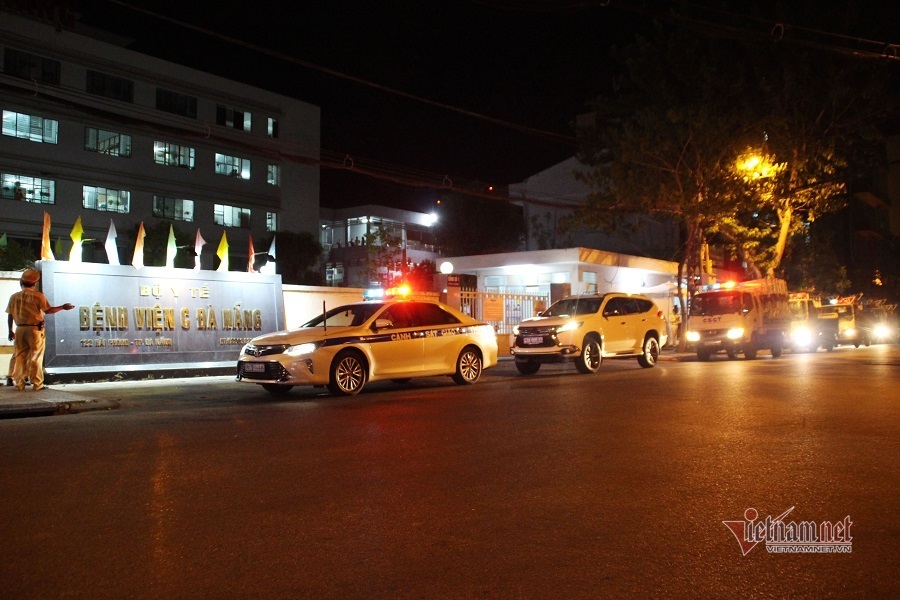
[458, 291, 550, 334]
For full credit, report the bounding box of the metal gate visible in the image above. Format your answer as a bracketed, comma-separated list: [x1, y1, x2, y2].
[458, 291, 550, 334]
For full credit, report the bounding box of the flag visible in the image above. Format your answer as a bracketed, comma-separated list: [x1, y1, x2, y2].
[260, 235, 276, 274]
[40, 211, 54, 261]
[0, 233, 7, 247]
[247, 235, 256, 273]
[105, 220, 119, 265]
[165, 225, 177, 269]
[68, 216, 84, 262]
[216, 231, 229, 272]
[193, 229, 206, 271]
[132, 222, 146, 269]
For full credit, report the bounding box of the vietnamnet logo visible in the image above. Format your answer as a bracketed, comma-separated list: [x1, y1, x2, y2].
[723, 507, 853, 555]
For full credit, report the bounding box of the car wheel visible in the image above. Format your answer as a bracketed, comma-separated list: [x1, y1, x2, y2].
[637, 335, 659, 368]
[726, 349, 739, 360]
[743, 340, 758, 360]
[261, 384, 293, 394]
[452, 346, 482, 385]
[515, 359, 540, 375]
[575, 335, 602, 374]
[770, 343, 783, 358]
[328, 350, 367, 395]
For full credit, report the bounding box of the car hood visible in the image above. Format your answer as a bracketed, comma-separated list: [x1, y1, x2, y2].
[518, 315, 579, 328]
[250, 326, 357, 346]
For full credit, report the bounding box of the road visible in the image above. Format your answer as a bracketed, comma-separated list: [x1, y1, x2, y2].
[1, 345, 897, 599]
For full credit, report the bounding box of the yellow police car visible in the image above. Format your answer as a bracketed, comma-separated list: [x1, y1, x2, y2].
[237, 296, 499, 395]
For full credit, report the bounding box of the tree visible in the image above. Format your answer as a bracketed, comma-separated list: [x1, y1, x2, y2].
[273, 231, 323, 285]
[0, 238, 36, 271]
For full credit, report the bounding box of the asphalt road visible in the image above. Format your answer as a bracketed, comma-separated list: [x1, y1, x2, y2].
[1, 346, 897, 599]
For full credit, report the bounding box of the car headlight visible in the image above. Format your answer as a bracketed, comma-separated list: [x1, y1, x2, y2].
[285, 341, 322, 357]
[513, 325, 520, 336]
[792, 326, 812, 344]
[843, 328, 856, 337]
[874, 324, 891, 338]
[555, 320, 582, 334]
[726, 327, 745, 340]
[685, 330, 700, 342]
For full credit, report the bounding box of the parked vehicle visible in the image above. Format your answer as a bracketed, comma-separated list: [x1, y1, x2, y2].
[819, 299, 870, 348]
[685, 278, 791, 360]
[237, 296, 498, 396]
[510, 292, 668, 374]
[787, 292, 835, 352]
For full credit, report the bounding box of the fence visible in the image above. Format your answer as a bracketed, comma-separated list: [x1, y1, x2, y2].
[458, 290, 550, 335]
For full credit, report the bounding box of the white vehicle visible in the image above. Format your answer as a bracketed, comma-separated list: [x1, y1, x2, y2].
[510, 292, 668, 374]
[686, 278, 791, 360]
[237, 296, 498, 396]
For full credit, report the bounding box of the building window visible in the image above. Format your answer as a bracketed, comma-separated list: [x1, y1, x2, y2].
[214, 204, 250, 228]
[83, 185, 130, 213]
[267, 164, 280, 185]
[154, 141, 195, 169]
[267, 117, 278, 138]
[266, 211, 277, 232]
[215, 153, 250, 179]
[216, 105, 251, 131]
[2, 110, 58, 143]
[2, 173, 55, 204]
[3, 48, 60, 85]
[156, 88, 197, 118]
[85, 127, 132, 157]
[153, 195, 194, 222]
[86, 70, 134, 102]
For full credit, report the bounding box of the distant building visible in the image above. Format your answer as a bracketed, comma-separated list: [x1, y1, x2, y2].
[0, 9, 320, 268]
[319, 205, 440, 287]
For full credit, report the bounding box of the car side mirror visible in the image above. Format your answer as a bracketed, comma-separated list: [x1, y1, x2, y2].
[373, 318, 393, 331]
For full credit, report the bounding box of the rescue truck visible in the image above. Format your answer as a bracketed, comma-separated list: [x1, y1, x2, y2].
[685, 278, 791, 360]
[787, 292, 836, 352]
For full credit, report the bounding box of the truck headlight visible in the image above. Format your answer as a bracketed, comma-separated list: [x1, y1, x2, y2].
[685, 330, 700, 342]
[726, 327, 745, 340]
[874, 324, 891, 339]
[792, 326, 812, 345]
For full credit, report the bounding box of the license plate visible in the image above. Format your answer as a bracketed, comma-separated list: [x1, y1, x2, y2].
[243, 362, 265, 373]
[523, 336, 544, 345]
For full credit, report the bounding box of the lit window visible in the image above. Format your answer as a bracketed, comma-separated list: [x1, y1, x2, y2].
[267, 164, 280, 185]
[2, 173, 55, 204]
[153, 195, 194, 222]
[267, 117, 278, 138]
[215, 153, 250, 179]
[85, 127, 132, 157]
[154, 141, 195, 169]
[266, 211, 277, 232]
[214, 203, 250, 228]
[216, 105, 251, 131]
[83, 185, 130, 213]
[2, 110, 58, 143]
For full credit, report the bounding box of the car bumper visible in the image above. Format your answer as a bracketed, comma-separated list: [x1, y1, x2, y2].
[236, 355, 330, 386]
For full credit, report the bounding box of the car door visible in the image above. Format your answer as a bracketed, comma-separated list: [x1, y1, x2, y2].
[601, 296, 633, 353]
[411, 302, 465, 375]
[369, 303, 424, 377]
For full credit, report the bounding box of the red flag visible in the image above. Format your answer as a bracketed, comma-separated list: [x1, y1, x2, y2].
[247, 235, 256, 272]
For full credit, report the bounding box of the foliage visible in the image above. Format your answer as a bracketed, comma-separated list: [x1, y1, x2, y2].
[273, 231, 324, 285]
[0, 238, 37, 271]
[781, 224, 852, 295]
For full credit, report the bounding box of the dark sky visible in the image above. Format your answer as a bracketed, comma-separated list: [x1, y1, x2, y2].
[60, 1, 900, 211]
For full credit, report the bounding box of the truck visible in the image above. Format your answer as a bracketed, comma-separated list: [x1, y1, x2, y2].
[818, 295, 870, 348]
[787, 292, 836, 352]
[685, 278, 791, 361]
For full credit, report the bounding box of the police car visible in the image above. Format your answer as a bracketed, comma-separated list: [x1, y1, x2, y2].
[237, 295, 499, 396]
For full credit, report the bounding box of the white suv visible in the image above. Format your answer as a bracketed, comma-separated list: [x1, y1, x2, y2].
[510, 293, 667, 374]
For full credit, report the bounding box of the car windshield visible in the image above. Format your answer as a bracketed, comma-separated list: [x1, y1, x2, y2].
[690, 291, 741, 316]
[302, 303, 384, 328]
[542, 297, 603, 317]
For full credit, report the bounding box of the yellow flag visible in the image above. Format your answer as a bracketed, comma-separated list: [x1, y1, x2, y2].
[41, 211, 55, 261]
[69, 216, 84, 243]
[132, 222, 146, 269]
[216, 231, 229, 272]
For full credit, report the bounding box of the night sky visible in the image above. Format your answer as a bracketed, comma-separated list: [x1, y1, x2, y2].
[60, 0, 899, 210]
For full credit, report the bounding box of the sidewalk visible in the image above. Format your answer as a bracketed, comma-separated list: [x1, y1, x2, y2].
[0, 382, 120, 419]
